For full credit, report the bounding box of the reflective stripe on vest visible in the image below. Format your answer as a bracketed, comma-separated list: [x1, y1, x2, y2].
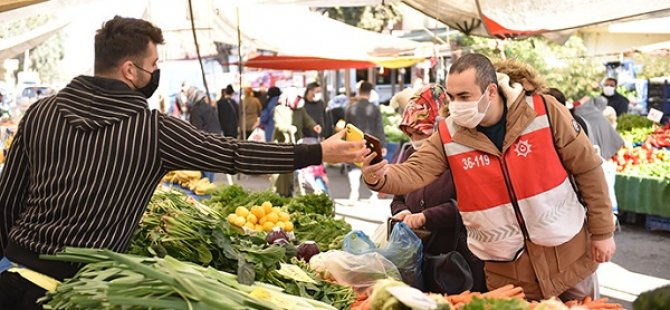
[439, 95, 585, 261]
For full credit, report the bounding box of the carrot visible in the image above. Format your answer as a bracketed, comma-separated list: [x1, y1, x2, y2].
[586, 303, 624, 309]
[583, 296, 592, 303]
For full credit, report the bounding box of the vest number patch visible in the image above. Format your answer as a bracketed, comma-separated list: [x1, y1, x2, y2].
[462, 154, 491, 170]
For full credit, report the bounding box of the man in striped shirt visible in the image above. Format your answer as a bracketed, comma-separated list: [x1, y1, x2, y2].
[0, 16, 367, 308]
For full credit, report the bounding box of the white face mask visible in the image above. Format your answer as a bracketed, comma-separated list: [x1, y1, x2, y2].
[313, 93, 322, 102]
[603, 86, 615, 97]
[410, 138, 426, 150]
[448, 92, 490, 128]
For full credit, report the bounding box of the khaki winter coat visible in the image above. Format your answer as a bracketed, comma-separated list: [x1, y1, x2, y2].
[368, 74, 615, 299]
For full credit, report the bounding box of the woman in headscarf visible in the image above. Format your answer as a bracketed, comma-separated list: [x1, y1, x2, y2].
[391, 84, 486, 294]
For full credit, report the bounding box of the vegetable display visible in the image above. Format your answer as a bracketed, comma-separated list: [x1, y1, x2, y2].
[616, 114, 653, 132]
[127, 187, 355, 308]
[291, 213, 352, 251]
[39, 248, 337, 310]
[612, 144, 670, 179]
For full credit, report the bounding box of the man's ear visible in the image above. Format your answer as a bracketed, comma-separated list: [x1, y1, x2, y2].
[120, 60, 135, 82]
[488, 84, 498, 98]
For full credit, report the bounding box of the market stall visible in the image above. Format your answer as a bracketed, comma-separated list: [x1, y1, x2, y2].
[35, 185, 627, 309]
[611, 115, 670, 230]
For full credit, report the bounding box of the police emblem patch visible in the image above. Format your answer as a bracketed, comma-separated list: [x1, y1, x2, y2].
[572, 119, 581, 133]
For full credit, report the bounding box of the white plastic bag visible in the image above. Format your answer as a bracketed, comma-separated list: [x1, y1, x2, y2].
[371, 222, 389, 248]
[247, 128, 266, 142]
[309, 250, 401, 292]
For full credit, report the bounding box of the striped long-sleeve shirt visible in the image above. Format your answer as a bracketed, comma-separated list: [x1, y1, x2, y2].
[0, 76, 321, 280]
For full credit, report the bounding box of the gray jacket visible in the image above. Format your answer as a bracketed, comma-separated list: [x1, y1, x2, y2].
[345, 99, 386, 146]
[573, 99, 624, 159]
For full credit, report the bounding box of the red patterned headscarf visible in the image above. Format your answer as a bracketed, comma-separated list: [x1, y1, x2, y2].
[399, 84, 447, 137]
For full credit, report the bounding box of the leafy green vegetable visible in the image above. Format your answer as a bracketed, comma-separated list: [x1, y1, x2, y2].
[634, 284, 670, 310]
[129, 189, 354, 308]
[39, 248, 336, 310]
[291, 213, 352, 251]
[266, 259, 356, 310]
[617, 114, 654, 132]
[286, 193, 335, 217]
[462, 297, 529, 310]
[128, 191, 217, 265]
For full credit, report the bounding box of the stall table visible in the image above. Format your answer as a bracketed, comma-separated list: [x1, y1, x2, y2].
[614, 174, 670, 231]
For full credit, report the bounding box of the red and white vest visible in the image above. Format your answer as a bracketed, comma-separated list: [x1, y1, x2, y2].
[438, 95, 585, 262]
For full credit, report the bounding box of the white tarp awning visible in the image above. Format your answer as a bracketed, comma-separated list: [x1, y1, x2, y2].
[212, 3, 428, 60]
[0, 17, 71, 60]
[403, 0, 670, 38]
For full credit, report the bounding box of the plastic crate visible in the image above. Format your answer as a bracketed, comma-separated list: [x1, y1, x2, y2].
[645, 215, 670, 232]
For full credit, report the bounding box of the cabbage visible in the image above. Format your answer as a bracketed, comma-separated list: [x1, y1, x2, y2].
[297, 241, 321, 263]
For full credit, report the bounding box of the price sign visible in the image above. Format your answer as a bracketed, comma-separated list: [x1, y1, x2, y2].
[647, 108, 664, 123]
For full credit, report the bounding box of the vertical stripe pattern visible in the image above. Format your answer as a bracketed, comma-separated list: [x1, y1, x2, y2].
[0, 75, 310, 258]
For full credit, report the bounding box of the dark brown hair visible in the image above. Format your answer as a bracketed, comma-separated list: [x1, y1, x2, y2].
[358, 81, 373, 95]
[94, 16, 164, 74]
[449, 53, 498, 92]
[545, 88, 567, 105]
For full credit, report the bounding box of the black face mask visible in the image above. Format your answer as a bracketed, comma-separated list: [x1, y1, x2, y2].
[132, 63, 160, 98]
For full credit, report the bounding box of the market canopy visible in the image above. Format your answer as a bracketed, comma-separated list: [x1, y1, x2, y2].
[0, 17, 71, 60]
[403, 0, 670, 38]
[238, 0, 670, 38]
[212, 3, 430, 70]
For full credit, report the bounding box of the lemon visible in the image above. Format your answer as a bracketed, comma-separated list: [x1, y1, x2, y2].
[246, 214, 258, 225]
[284, 221, 294, 232]
[259, 216, 268, 225]
[262, 202, 273, 214]
[251, 206, 265, 219]
[234, 216, 246, 227]
[272, 207, 282, 214]
[235, 207, 250, 218]
[244, 222, 255, 230]
[279, 212, 290, 222]
[266, 212, 279, 224]
[227, 214, 237, 224]
[262, 221, 275, 232]
[275, 221, 286, 230]
[255, 224, 263, 231]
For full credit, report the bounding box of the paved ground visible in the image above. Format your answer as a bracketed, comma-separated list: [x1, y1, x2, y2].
[216, 166, 670, 308]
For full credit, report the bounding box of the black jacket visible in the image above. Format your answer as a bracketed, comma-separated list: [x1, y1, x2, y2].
[603, 92, 629, 116]
[303, 99, 326, 138]
[217, 97, 239, 137]
[190, 100, 222, 134]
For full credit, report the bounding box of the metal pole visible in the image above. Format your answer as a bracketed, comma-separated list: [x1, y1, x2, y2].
[188, 0, 211, 104]
[237, 6, 245, 140]
[344, 69, 351, 97]
[391, 68, 397, 95]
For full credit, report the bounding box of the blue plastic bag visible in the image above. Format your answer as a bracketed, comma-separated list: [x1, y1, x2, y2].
[343, 222, 424, 290]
